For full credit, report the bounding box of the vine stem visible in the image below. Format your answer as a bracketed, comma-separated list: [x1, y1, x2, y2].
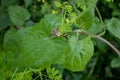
[95, 35, 120, 56]
[95, 7, 106, 37]
[95, 7, 104, 24]
[74, 30, 120, 56]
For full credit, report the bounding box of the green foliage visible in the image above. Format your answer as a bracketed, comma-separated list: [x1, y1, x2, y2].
[0, 13, 11, 31]
[60, 23, 72, 34]
[1, 0, 17, 7]
[0, 51, 6, 80]
[12, 71, 32, 80]
[76, 11, 94, 29]
[106, 0, 114, 2]
[8, 6, 31, 27]
[47, 67, 62, 80]
[87, 18, 103, 34]
[55, 1, 62, 8]
[17, 20, 67, 68]
[44, 14, 62, 28]
[63, 35, 94, 71]
[3, 28, 18, 51]
[0, 0, 120, 80]
[111, 57, 120, 68]
[106, 18, 120, 39]
[24, 0, 32, 8]
[3, 17, 94, 71]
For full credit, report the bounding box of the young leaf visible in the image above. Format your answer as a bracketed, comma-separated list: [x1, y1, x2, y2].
[76, 11, 94, 29]
[106, 18, 120, 39]
[3, 28, 18, 51]
[8, 6, 31, 27]
[111, 57, 120, 68]
[3, 27, 31, 52]
[44, 14, 62, 28]
[24, 0, 32, 8]
[3, 27, 32, 69]
[60, 23, 72, 34]
[0, 13, 11, 31]
[1, 0, 17, 7]
[63, 36, 94, 71]
[87, 18, 103, 34]
[55, 1, 62, 8]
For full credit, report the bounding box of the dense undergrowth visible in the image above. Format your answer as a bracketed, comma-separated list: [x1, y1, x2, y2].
[0, 0, 120, 80]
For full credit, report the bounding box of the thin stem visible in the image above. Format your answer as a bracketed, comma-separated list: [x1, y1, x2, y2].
[61, 7, 64, 25]
[95, 35, 120, 56]
[11, 66, 18, 80]
[33, 75, 40, 80]
[95, 7, 103, 24]
[87, 55, 98, 79]
[73, 30, 120, 56]
[72, 3, 80, 14]
[95, 7, 106, 36]
[39, 71, 43, 80]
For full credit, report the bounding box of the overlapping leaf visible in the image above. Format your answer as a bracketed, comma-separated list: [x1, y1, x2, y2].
[76, 11, 94, 29]
[8, 6, 31, 27]
[106, 18, 120, 39]
[87, 18, 103, 34]
[44, 14, 62, 28]
[111, 57, 120, 68]
[6, 19, 67, 68]
[3, 16, 94, 71]
[0, 13, 11, 31]
[63, 35, 94, 71]
[3, 27, 32, 69]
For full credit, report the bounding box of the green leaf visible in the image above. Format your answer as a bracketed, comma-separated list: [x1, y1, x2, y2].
[111, 57, 120, 68]
[16, 19, 67, 68]
[55, 1, 62, 8]
[13, 72, 32, 80]
[3, 27, 32, 70]
[0, 51, 6, 79]
[0, 67, 6, 80]
[0, 51, 5, 66]
[0, 13, 11, 31]
[60, 23, 72, 34]
[3, 27, 31, 52]
[63, 35, 94, 71]
[3, 28, 18, 51]
[106, 0, 114, 2]
[41, 2, 49, 14]
[44, 14, 62, 28]
[8, 6, 31, 27]
[112, 9, 120, 17]
[87, 18, 103, 34]
[1, 0, 17, 7]
[24, 0, 32, 8]
[3, 19, 67, 69]
[5, 51, 15, 70]
[106, 18, 120, 39]
[76, 11, 94, 29]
